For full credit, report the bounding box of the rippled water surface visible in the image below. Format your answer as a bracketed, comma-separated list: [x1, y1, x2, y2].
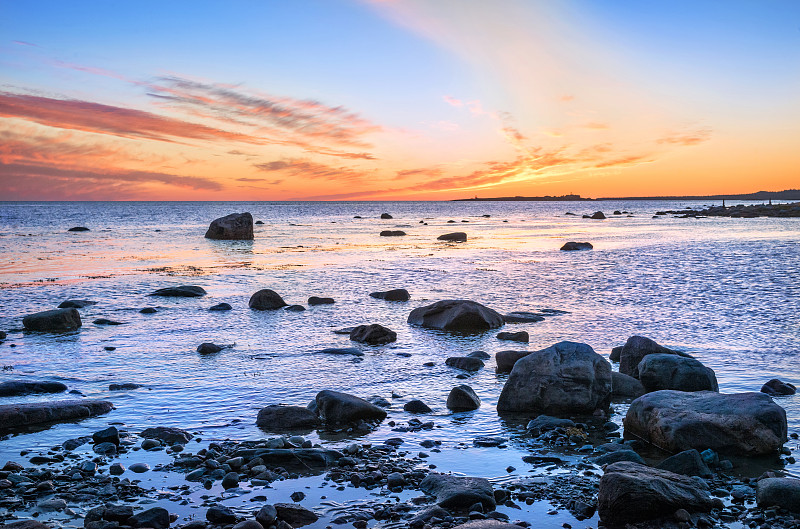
[1, 200, 798, 476]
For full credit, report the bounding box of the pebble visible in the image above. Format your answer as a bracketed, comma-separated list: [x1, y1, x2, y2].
[129, 462, 150, 473]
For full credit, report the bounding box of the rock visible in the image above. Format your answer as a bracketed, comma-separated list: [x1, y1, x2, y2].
[420, 472, 496, 510]
[139, 307, 157, 314]
[274, 503, 318, 527]
[209, 303, 232, 311]
[496, 331, 528, 342]
[58, 299, 96, 308]
[408, 300, 503, 332]
[0, 399, 113, 428]
[308, 296, 334, 305]
[256, 405, 320, 431]
[609, 346, 622, 362]
[447, 385, 481, 411]
[221, 471, 239, 489]
[756, 477, 800, 512]
[233, 522, 263, 529]
[204, 212, 254, 240]
[656, 449, 712, 478]
[367, 395, 391, 407]
[526, 415, 576, 433]
[404, 399, 432, 413]
[109, 383, 143, 390]
[607, 372, 644, 402]
[109, 462, 125, 475]
[502, 311, 545, 323]
[256, 505, 278, 526]
[349, 324, 396, 345]
[92, 426, 120, 445]
[380, 213, 393, 219]
[445, 356, 485, 371]
[315, 390, 387, 426]
[598, 461, 716, 525]
[316, 347, 363, 357]
[437, 232, 467, 242]
[638, 354, 718, 392]
[369, 289, 410, 301]
[68, 226, 90, 232]
[235, 448, 340, 468]
[560, 242, 593, 251]
[206, 505, 236, 524]
[624, 390, 787, 456]
[150, 285, 206, 297]
[38, 498, 67, 511]
[590, 211, 606, 220]
[249, 289, 288, 310]
[619, 336, 691, 377]
[380, 230, 406, 236]
[450, 522, 519, 529]
[497, 341, 612, 415]
[0, 380, 68, 397]
[590, 449, 644, 465]
[128, 507, 170, 529]
[140, 426, 193, 445]
[129, 462, 150, 473]
[105, 504, 134, 521]
[761, 379, 797, 396]
[23, 308, 81, 332]
[467, 351, 491, 360]
[332, 327, 356, 335]
[285, 305, 305, 312]
[4, 522, 50, 529]
[93, 318, 124, 325]
[494, 350, 530, 373]
[197, 343, 223, 354]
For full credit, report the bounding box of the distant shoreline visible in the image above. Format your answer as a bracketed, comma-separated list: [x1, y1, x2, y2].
[453, 189, 800, 202]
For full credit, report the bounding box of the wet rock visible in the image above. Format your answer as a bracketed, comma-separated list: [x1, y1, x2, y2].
[589, 211, 606, 220]
[256, 405, 320, 431]
[4, 522, 50, 529]
[598, 461, 716, 526]
[367, 395, 391, 407]
[128, 507, 170, 529]
[150, 285, 207, 297]
[611, 371, 645, 398]
[624, 390, 787, 456]
[256, 505, 278, 526]
[333, 327, 356, 335]
[590, 449, 644, 465]
[404, 399, 432, 413]
[447, 385, 481, 411]
[68, 226, 90, 232]
[560, 242, 593, 251]
[0, 399, 113, 428]
[501, 312, 545, 323]
[609, 346, 622, 362]
[109, 383, 142, 391]
[380, 213, 393, 219]
[308, 296, 334, 305]
[104, 504, 134, 522]
[209, 303, 232, 311]
[496, 331, 529, 343]
[93, 425, 120, 445]
[23, 308, 81, 332]
[93, 318, 124, 325]
[437, 232, 467, 242]
[380, 230, 406, 237]
[468, 351, 491, 360]
[656, 449, 712, 478]
[315, 347, 363, 357]
[222, 471, 239, 489]
[38, 498, 67, 511]
[526, 415, 575, 433]
[445, 356, 484, 371]
[497, 341, 612, 415]
[315, 390, 387, 426]
[197, 343, 223, 354]
[285, 305, 305, 312]
[349, 324, 396, 345]
[408, 300, 504, 332]
[756, 477, 800, 512]
[369, 288, 410, 301]
[638, 354, 718, 392]
[205, 212, 254, 240]
[451, 522, 519, 529]
[249, 289, 287, 310]
[129, 462, 150, 473]
[619, 336, 691, 378]
[0, 380, 68, 397]
[420, 472, 496, 510]
[58, 299, 97, 309]
[233, 522, 263, 529]
[140, 426, 193, 445]
[139, 307, 157, 314]
[206, 505, 236, 524]
[761, 378, 797, 396]
[274, 503, 318, 527]
[494, 350, 530, 373]
[109, 462, 125, 475]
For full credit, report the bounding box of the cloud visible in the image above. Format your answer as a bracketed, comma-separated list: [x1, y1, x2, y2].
[583, 122, 609, 130]
[12, 40, 39, 47]
[394, 167, 444, 180]
[443, 95, 463, 107]
[254, 158, 371, 183]
[657, 128, 712, 146]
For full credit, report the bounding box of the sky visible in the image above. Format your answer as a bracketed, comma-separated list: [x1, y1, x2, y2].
[1, 0, 799, 200]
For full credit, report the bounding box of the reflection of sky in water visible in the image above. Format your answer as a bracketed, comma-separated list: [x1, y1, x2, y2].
[0, 200, 798, 479]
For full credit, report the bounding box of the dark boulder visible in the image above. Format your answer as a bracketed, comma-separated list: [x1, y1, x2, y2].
[249, 289, 287, 310]
[23, 308, 81, 332]
[0, 399, 113, 429]
[315, 390, 387, 426]
[404, 399, 432, 413]
[68, 226, 90, 232]
[609, 346, 622, 362]
[205, 212, 254, 240]
[447, 385, 481, 411]
[139, 307, 157, 314]
[256, 505, 278, 526]
[437, 232, 467, 242]
[58, 299, 96, 309]
[109, 383, 142, 391]
[497, 341, 612, 415]
[590, 211, 606, 220]
[756, 477, 800, 512]
[285, 305, 305, 312]
[369, 289, 410, 301]
[349, 324, 396, 345]
[380, 230, 406, 236]
[611, 371, 645, 398]
[274, 503, 318, 527]
[624, 390, 787, 456]
[128, 507, 170, 529]
[209, 303, 232, 311]
[496, 331, 528, 342]
[656, 449, 712, 478]
[494, 350, 530, 373]
[0, 380, 67, 397]
[420, 472, 495, 510]
[256, 405, 320, 431]
[92, 426, 120, 445]
[590, 450, 644, 465]
[408, 300, 504, 332]
[637, 353, 718, 392]
[502, 311, 545, 323]
[445, 356, 485, 371]
[140, 426, 192, 445]
[308, 296, 334, 305]
[206, 505, 236, 524]
[380, 213, 393, 219]
[619, 335, 691, 377]
[93, 318, 124, 325]
[315, 347, 363, 357]
[560, 242, 593, 251]
[761, 378, 797, 396]
[149, 285, 207, 297]
[526, 415, 575, 434]
[197, 343, 223, 354]
[467, 350, 491, 360]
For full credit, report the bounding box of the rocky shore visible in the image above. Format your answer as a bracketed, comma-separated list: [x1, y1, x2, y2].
[656, 202, 800, 218]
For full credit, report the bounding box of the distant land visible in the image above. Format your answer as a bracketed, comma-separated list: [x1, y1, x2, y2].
[453, 189, 800, 202]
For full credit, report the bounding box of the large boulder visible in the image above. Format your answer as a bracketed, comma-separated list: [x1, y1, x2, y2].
[756, 478, 800, 512]
[149, 285, 207, 297]
[446, 385, 481, 411]
[205, 212, 254, 240]
[22, 308, 81, 332]
[408, 300, 504, 332]
[256, 405, 320, 431]
[419, 473, 495, 510]
[349, 324, 397, 345]
[249, 289, 287, 310]
[315, 390, 387, 426]
[638, 354, 718, 392]
[619, 336, 691, 377]
[0, 399, 113, 429]
[497, 341, 612, 416]
[624, 390, 787, 456]
[598, 461, 716, 526]
[611, 371, 645, 398]
[0, 380, 68, 397]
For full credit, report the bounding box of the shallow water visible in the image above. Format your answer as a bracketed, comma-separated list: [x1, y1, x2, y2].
[1, 200, 799, 481]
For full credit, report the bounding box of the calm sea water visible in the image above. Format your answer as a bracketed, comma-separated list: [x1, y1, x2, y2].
[0, 200, 798, 476]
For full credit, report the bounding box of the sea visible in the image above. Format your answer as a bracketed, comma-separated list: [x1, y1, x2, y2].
[0, 200, 798, 526]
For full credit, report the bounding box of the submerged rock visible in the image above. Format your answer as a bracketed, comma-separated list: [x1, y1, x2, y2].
[109, 383, 143, 391]
[23, 308, 81, 332]
[502, 311, 545, 323]
[497, 341, 612, 415]
[67, 226, 90, 232]
[149, 285, 207, 297]
[589, 211, 606, 220]
[637, 353, 718, 392]
[249, 289, 287, 310]
[209, 302, 232, 311]
[139, 307, 157, 314]
[619, 335, 691, 377]
[380, 213, 393, 219]
[408, 300, 504, 332]
[349, 324, 396, 345]
[447, 385, 481, 411]
[369, 288, 410, 301]
[560, 242, 593, 251]
[380, 230, 406, 237]
[285, 304, 306, 312]
[197, 343, 223, 354]
[0, 380, 68, 397]
[420, 472, 495, 510]
[445, 356, 485, 371]
[315, 347, 364, 357]
[404, 399, 432, 413]
[140, 426, 192, 445]
[256, 404, 320, 431]
[496, 331, 529, 342]
[624, 390, 787, 456]
[0, 399, 113, 429]
[308, 296, 334, 305]
[437, 232, 467, 242]
[761, 378, 797, 396]
[58, 299, 96, 308]
[315, 390, 387, 426]
[205, 212, 254, 240]
[93, 318, 124, 325]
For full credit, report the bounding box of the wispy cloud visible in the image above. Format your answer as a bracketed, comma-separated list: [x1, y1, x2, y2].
[657, 128, 712, 146]
[254, 158, 371, 183]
